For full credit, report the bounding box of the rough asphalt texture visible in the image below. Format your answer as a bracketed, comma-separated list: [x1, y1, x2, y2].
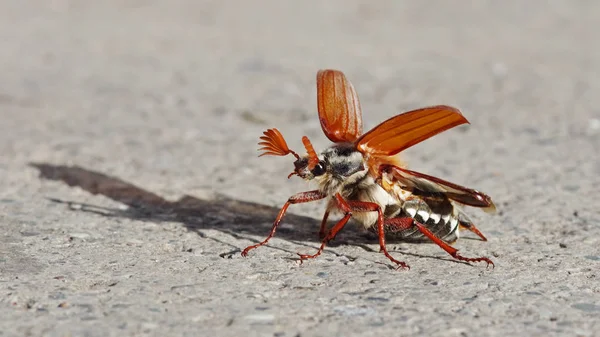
[1, 1, 599, 336]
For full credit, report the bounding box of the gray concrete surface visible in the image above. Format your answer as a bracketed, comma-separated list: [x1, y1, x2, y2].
[1, 1, 599, 336]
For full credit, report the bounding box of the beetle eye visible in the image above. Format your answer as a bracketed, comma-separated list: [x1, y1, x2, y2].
[311, 161, 326, 176]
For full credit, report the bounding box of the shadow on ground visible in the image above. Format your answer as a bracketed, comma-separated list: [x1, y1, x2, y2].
[29, 163, 470, 265]
[29, 163, 370, 244]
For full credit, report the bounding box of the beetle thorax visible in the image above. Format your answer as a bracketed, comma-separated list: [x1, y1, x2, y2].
[314, 143, 368, 195]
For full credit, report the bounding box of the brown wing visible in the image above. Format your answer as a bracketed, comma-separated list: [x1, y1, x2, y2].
[317, 69, 363, 143]
[380, 164, 496, 213]
[356, 105, 468, 156]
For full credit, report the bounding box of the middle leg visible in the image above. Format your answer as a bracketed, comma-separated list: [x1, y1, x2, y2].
[318, 209, 331, 239]
[298, 194, 409, 269]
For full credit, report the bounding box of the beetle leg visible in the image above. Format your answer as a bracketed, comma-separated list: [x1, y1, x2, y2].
[414, 221, 494, 268]
[318, 209, 331, 239]
[241, 190, 325, 257]
[298, 193, 410, 270]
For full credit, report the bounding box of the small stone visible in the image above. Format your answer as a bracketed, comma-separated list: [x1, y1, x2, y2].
[243, 313, 275, 323]
[69, 233, 90, 239]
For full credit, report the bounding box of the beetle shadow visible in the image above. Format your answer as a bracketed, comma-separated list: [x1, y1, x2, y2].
[29, 163, 477, 266]
[28, 163, 370, 251]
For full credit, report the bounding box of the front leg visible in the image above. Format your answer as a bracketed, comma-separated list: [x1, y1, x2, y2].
[298, 194, 409, 270]
[241, 190, 325, 257]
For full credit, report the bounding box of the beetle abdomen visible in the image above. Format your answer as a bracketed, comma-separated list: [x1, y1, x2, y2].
[376, 196, 460, 242]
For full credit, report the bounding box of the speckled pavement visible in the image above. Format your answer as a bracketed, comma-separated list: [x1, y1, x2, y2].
[1, 1, 599, 336]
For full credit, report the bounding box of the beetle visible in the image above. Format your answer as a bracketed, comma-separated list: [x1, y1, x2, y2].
[242, 69, 496, 269]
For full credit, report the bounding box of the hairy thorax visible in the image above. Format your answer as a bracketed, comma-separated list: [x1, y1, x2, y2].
[313, 144, 402, 228]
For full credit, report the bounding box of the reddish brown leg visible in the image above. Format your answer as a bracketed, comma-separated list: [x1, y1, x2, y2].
[375, 214, 410, 270]
[298, 194, 409, 270]
[318, 210, 331, 239]
[298, 211, 353, 261]
[241, 190, 325, 257]
[459, 220, 488, 241]
[414, 222, 494, 268]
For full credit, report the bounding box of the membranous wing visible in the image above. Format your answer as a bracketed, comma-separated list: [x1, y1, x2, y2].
[379, 164, 496, 213]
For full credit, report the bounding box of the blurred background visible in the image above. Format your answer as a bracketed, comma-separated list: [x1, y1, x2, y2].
[2, 1, 597, 204]
[1, 1, 599, 336]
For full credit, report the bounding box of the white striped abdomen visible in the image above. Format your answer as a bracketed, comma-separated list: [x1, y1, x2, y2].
[378, 197, 461, 243]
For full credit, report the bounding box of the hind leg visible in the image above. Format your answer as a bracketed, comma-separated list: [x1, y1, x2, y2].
[414, 221, 494, 268]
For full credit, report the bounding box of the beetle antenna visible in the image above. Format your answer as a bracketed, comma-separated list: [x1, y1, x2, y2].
[258, 128, 300, 159]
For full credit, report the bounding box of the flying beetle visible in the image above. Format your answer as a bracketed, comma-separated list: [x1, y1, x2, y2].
[242, 69, 496, 269]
